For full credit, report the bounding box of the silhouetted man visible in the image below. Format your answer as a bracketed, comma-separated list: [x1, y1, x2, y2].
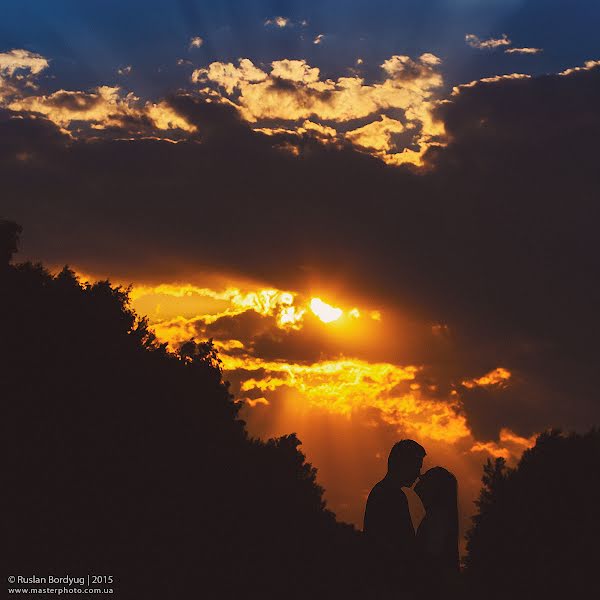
[363, 439, 426, 597]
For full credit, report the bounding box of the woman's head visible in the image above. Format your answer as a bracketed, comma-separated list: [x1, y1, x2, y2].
[414, 466, 457, 511]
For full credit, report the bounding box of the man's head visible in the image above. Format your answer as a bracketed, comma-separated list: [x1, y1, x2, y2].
[387, 439, 426, 487]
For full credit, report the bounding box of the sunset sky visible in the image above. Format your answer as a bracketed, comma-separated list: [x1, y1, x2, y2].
[3, 0, 600, 544]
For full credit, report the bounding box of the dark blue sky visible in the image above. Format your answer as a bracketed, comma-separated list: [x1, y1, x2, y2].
[2, 0, 599, 98]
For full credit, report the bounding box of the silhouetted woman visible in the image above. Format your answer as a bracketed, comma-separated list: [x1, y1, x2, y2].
[414, 467, 459, 598]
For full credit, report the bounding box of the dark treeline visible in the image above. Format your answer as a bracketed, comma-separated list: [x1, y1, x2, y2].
[465, 429, 600, 600]
[2, 220, 362, 599]
[3, 219, 599, 599]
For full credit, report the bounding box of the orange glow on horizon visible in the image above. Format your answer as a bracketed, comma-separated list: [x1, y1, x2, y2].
[61, 272, 535, 536]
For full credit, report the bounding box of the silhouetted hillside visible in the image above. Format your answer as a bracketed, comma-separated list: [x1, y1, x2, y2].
[2, 220, 361, 599]
[465, 429, 600, 599]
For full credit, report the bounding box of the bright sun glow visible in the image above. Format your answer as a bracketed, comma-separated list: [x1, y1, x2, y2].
[310, 297, 343, 323]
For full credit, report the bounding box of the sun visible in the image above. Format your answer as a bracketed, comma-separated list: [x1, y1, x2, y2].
[310, 297, 343, 323]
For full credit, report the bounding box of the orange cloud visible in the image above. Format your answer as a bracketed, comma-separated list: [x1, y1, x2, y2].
[129, 283, 381, 339]
[245, 397, 270, 407]
[462, 367, 512, 389]
[470, 428, 537, 463]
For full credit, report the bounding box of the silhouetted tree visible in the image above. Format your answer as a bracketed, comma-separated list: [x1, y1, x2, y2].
[2, 221, 363, 599]
[0, 218, 21, 265]
[465, 429, 600, 599]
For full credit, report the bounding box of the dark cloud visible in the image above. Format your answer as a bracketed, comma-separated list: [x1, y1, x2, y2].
[199, 308, 373, 364]
[2, 64, 600, 441]
[269, 76, 335, 105]
[42, 90, 102, 112]
[459, 377, 550, 442]
[203, 310, 275, 343]
[0, 108, 67, 162]
[250, 323, 340, 363]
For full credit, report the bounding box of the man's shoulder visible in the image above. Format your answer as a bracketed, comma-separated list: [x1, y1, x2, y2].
[367, 479, 408, 503]
[367, 479, 387, 500]
[364, 479, 413, 537]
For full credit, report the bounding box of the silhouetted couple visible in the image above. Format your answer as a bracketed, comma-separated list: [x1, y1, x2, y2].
[363, 440, 459, 599]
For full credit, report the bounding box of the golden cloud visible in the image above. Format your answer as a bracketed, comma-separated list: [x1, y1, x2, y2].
[346, 115, 405, 152]
[270, 59, 321, 83]
[192, 54, 445, 166]
[505, 47, 543, 55]
[0, 49, 50, 102]
[145, 101, 197, 132]
[0, 53, 196, 136]
[451, 73, 531, 95]
[0, 49, 49, 77]
[465, 33, 512, 50]
[2, 49, 446, 165]
[193, 58, 268, 94]
[7, 85, 195, 134]
[265, 16, 291, 28]
[559, 59, 600, 76]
